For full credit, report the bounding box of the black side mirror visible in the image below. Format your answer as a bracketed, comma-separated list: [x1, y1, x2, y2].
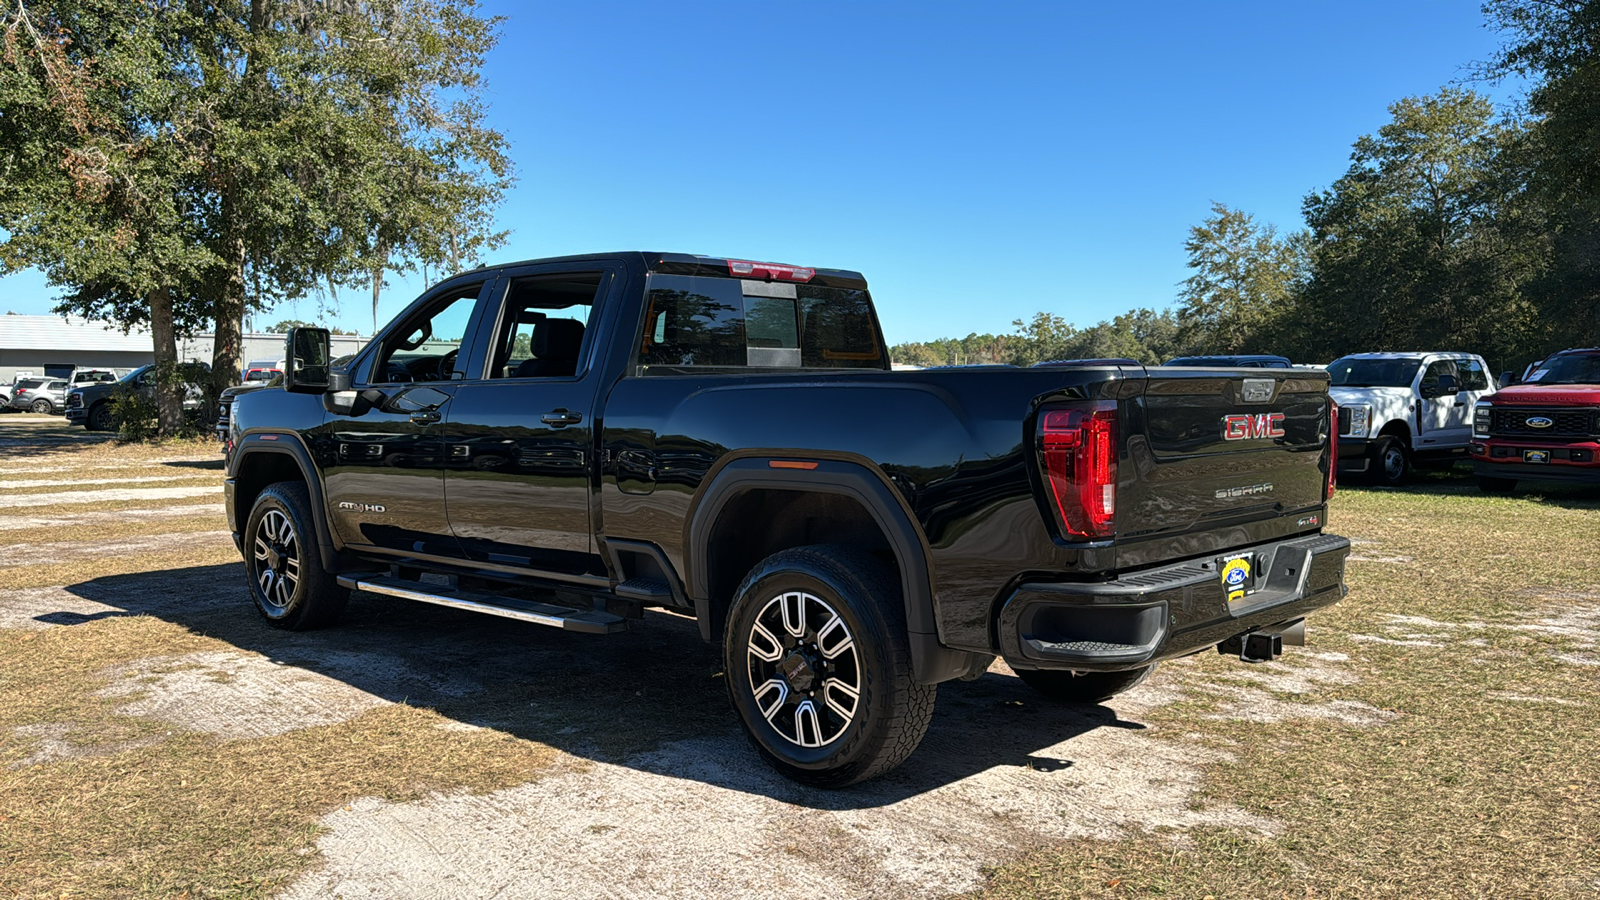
[1438, 373, 1459, 394]
[284, 327, 331, 393]
[1498, 371, 1517, 387]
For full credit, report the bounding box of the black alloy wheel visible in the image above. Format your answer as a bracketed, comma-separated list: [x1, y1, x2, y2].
[243, 481, 348, 629]
[724, 545, 934, 788]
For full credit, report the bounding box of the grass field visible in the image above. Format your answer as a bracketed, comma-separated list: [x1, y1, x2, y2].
[0, 414, 1595, 898]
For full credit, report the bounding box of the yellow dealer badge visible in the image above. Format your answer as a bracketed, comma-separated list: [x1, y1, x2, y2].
[1220, 554, 1253, 603]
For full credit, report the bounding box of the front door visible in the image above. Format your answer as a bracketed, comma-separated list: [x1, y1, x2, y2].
[1417, 358, 1465, 449]
[322, 280, 490, 557]
[442, 265, 621, 577]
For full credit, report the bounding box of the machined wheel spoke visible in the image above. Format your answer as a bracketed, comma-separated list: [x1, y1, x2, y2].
[748, 621, 784, 663]
[822, 678, 859, 720]
[793, 700, 823, 748]
[258, 568, 275, 595]
[753, 678, 789, 722]
[816, 614, 853, 659]
[253, 536, 271, 560]
[273, 575, 292, 608]
[779, 591, 806, 637]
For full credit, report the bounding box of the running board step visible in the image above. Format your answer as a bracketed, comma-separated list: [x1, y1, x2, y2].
[337, 575, 628, 634]
[615, 577, 674, 602]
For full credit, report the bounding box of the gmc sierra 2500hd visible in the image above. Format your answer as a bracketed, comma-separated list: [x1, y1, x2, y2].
[224, 252, 1350, 786]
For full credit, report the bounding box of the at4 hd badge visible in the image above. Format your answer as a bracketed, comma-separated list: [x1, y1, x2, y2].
[1220, 552, 1254, 603]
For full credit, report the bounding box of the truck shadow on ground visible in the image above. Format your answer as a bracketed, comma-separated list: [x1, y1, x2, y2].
[48, 563, 1143, 808]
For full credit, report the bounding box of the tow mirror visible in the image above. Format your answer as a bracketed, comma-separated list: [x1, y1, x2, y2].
[1438, 373, 1459, 394]
[1498, 370, 1518, 387]
[284, 327, 331, 393]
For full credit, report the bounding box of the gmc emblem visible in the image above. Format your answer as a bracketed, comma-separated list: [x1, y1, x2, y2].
[1223, 412, 1286, 441]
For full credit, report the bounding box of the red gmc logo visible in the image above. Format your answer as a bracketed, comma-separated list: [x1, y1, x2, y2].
[1223, 412, 1286, 441]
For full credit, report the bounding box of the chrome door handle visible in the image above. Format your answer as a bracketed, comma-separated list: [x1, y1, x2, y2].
[541, 409, 583, 427]
[410, 410, 441, 425]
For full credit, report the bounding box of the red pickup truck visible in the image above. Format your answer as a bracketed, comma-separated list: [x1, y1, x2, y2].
[1471, 348, 1600, 493]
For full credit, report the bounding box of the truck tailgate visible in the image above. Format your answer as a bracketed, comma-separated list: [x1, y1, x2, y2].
[1120, 368, 1332, 540]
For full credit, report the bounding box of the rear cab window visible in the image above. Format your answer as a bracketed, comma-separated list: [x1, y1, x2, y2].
[638, 274, 885, 372]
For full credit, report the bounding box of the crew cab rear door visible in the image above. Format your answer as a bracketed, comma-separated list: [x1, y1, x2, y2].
[1119, 368, 1331, 540]
[440, 262, 626, 579]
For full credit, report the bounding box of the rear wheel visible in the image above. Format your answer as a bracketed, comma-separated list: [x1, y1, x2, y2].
[1015, 665, 1156, 704]
[86, 401, 115, 432]
[1371, 436, 1409, 486]
[723, 545, 935, 788]
[244, 482, 348, 629]
[1477, 475, 1517, 494]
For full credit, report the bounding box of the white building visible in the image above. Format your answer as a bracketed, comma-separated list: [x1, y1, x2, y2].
[0, 315, 366, 383]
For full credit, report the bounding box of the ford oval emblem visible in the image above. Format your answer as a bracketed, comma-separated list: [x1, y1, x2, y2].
[1526, 416, 1554, 429]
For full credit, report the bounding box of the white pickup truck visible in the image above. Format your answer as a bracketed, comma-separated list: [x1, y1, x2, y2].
[1329, 352, 1497, 486]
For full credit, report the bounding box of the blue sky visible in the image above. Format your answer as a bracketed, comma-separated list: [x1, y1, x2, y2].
[0, 1, 1520, 344]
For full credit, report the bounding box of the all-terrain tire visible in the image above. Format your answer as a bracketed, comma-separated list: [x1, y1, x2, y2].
[1015, 665, 1157, 704]
[1371, 436, 1410, 487]
[1477, 475, 1517, 495]
[243, 481, 348, 630]
[723, 544, 935, 788]
[86, 401, 116, 432]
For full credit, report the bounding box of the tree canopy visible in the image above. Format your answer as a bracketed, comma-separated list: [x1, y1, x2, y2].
[0, 0, 511, 432]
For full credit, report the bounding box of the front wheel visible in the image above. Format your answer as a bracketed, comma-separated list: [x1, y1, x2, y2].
[1016, 665, 1156, 704]
[30, 399, 51, 414]
[1371, 436, 1409, 487]
[243, 482, 348, 630]
[1477, 475, 1517, 494]
[723, 545, 935, 788]
[86, 402, 116, 432]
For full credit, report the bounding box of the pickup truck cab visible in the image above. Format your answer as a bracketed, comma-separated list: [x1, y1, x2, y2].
[1328, 351, 1496, 486]
[1471, 348, 1600, 493]
[226, 252, 1350, 786]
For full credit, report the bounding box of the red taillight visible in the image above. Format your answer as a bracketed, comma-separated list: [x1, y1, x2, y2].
[1326, 399, 1338, 500]
[1039, 401, 1117, 540]
[727, 259, 816, 282]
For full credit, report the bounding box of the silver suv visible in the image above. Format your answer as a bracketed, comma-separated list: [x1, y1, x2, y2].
[9, 378, 68, 414]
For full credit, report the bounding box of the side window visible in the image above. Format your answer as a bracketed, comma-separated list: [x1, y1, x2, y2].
[1459, 359, 1489, 392]
[1420, 359, 1458, 392]
[488, 274, 602, 379]
[638, 275, 886, 370]
[640, 276, 747, 367]
[373, 283, 483, 384]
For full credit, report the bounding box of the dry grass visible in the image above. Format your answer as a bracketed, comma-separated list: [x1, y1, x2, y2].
[970, 470, 1600, 899]
[0, 511, 227, 550]
[0, 619, 559, 899]
[0, 543, 239, 592]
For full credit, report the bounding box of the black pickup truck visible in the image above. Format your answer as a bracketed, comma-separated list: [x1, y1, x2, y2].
[225, 252, 1349, 786]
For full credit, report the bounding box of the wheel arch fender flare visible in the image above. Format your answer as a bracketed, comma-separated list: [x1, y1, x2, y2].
[231, 432, 341, 567]
[685, 454, 972, 684]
